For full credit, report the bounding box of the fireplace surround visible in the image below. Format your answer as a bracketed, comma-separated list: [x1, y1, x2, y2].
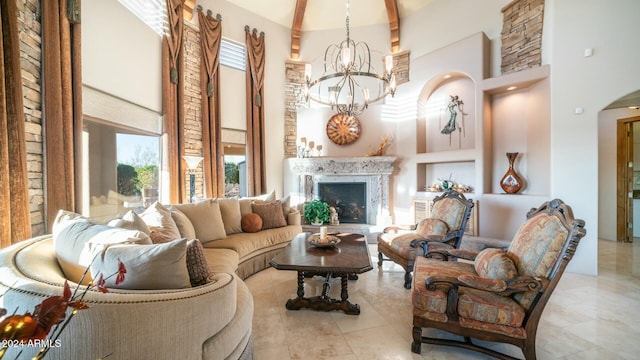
[286, 156, 397, 226]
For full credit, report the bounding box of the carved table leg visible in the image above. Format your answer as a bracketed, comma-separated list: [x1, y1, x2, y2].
[285, 271, 306, 311]
[284, 271, 361, 315]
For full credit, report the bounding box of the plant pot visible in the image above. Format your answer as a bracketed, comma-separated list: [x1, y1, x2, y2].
[311, 217, 323, 226]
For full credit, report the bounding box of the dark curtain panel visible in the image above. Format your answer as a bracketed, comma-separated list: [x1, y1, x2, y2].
[0, 0, 31, 247]
[245, 26, 266, 196]
[162, 0, 185, 203]
[198, 10, 223, 198]
[42, 0, 82, 231]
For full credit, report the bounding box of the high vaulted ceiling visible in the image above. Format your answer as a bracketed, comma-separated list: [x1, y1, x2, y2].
[220, 0, 432, 59]
[223, 0, 432, 31]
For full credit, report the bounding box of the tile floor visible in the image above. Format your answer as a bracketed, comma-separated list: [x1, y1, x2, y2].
[245, 240, 640, 359]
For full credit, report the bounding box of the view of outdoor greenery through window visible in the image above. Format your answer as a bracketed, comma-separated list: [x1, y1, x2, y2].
[117, 134, 160, 205]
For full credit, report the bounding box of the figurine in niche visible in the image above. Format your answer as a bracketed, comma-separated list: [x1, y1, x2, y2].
[329, 206, 339, 225]
[441, 95, 467, 135]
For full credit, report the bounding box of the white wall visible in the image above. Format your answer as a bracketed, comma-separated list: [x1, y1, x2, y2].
[549, 0, 640, 274]
[82, 0, 162, 112]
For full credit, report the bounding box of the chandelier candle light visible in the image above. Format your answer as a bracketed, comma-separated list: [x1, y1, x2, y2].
[303, 0, 396, 117]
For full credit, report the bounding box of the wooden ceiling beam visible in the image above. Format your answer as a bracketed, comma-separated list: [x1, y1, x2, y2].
[290, 0, 307, 60]
[183, 0, 195, 21]
[384, 0, 400, 53]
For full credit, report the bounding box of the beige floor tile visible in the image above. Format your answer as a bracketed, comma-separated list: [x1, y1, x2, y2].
[246, 241, 640, 359]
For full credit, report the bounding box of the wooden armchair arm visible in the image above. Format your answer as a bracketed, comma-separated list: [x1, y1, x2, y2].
[410, 230, 462, 259]
[457, 274, 549, 295]
[383, 224, 418, 233]
[445, 248, 478, 261]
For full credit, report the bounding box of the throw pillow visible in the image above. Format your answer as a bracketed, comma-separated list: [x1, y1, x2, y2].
[215, 198, 242, 235]
[238, 190, 276, 216]
[108, 210, 150, 235]
[252, 200, 287, 230]
[149, 230, 177, 244]
[241, 213, 263, 233]
[416, 218, 449, 237]
[474, 248, 519, 280]
[52, 210, 151, 285]
[174, 200, 226, 243]
[186, 239, 210, 286]
[90, 238, 191, 290]
[171, 209, 197, 239]
[139, 201, 181, 239]
[280, 195, 291, 218]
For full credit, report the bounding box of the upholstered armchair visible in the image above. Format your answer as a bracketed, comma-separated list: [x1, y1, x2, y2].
[377, 190, 474, 289]
[410, 199, 586, 360]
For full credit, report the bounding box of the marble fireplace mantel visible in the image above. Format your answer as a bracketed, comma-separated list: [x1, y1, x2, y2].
[289, 156, 397, 176]
[287, 156, 397, 226]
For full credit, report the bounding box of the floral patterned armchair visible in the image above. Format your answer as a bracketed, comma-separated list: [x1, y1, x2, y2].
[410, 199, 586, 359]
[377, 190, 474, 289]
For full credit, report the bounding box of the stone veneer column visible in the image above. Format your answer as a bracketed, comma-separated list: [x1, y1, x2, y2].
[392, 50, 410, 86]
[501, 0, 545, 74]
[17, 0, 45, 235]
[182, 23, 205, 200]
[284, 61, 306, 158]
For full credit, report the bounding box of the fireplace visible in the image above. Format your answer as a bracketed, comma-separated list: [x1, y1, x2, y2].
[318, 182, 367, 224]
[286, 156, 397, 226]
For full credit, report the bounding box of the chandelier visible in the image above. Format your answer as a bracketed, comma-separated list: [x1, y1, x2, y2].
[303, 0, 396, 117]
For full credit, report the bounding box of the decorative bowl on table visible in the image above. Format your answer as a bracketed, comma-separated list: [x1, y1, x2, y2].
[308, 234, 341, 247]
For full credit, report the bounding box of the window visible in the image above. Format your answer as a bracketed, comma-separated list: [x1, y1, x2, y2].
[81, 86, 163, 222]
[118, 0, 166, 36]
[221, 38, 246, 71]
[82, 120, 161, 222]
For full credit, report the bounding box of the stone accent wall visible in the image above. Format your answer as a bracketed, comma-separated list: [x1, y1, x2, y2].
[284, 61, 306, 158]
[182, 23, 205, 200]
[392, 50, 410, 86]
[17, 0, 45, 235]
[501, 0, 545, 74]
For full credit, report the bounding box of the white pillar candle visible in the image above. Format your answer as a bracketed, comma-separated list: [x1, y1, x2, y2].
[320, 226, 328, 240]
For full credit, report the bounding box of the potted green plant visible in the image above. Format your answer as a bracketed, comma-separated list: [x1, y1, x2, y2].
[303, 200, 330, 225]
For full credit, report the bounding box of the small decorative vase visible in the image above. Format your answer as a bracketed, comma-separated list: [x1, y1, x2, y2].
[500, 152, 523, 194]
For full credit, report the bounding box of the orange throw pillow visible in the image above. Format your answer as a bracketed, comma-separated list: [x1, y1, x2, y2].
[241, 213, 263, 233]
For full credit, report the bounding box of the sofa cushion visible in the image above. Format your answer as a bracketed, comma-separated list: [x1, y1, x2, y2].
[140, 201, 181, 239]
[252, 200, 287, 230]
[215, 198, 242, 235]
[108, 210, 150, 235]
[186, 239, 210, 286]
[241, 213, 263, 233]
[174, 201, 226, 243]
[90, 238, 191, 290]
[203, 225, 300, 261]
[474, 248, 518, 280]
[52, 210, 151, 285]
[202, 248, 239, 274]
[171, 209, 197, 239]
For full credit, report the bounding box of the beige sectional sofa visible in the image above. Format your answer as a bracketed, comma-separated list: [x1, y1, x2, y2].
[0, 196, 302, 360]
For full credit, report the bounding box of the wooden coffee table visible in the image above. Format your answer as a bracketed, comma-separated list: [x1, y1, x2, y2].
[270, 232, 372, 315]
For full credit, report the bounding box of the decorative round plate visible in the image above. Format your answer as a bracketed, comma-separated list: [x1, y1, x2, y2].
[326, 114, 361, 145]
[308, 234, 341, 248]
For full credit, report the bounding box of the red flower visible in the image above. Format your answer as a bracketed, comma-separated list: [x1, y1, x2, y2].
[115, 260, 127, 285]
[95, 273, 108, 293]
